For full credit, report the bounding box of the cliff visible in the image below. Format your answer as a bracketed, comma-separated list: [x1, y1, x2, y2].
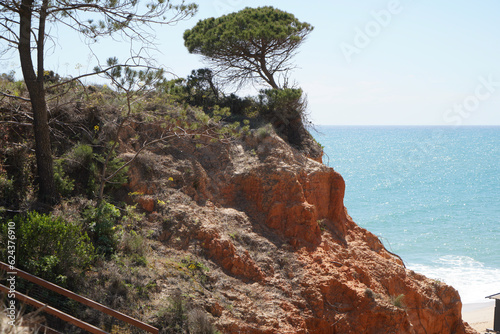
[122, 124, 477, 334]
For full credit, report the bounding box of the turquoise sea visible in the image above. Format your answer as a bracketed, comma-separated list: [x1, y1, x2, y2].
[314, 126, 500, 305]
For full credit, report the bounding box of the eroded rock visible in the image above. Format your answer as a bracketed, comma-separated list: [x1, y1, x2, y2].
[124, 129, 476, 334]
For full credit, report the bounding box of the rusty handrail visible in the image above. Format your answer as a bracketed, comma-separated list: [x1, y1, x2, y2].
[0, 261, 159, 334]
[0, 283, 108, 334]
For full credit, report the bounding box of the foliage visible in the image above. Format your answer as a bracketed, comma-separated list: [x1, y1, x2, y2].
[69, 143, 95, 165]
[157, 77, 189, 103]
[53, 160, 75, 197]
[0, 1, 198, 55]
[390, 294, 406, 309]
[184, 68, 220, 108]
[158, 73, 308, 137]
[257, 88, 308, 145]
[94, 146, 130, 191]
[121, 204, 145, 227]
[0, 174, 14, 211]
[259, 88, 305, 119]
[158, 291, 188, 334]
[142, 86, 252, 144]
[0, 146, 34, 210]
[184, 6, 313, 89]
[256, 124, 274, 139]
[0, 71, 15, 83]
[120, 230, 145, 255]
[43, 70, 60, 83]
[60, 144, 95, 195]
[120, 230, 148, 266]
[82, 201, 121, 255]
[0, 78, 26, 98]
[158, 73, 259, 124]
[57, 143, 128, 198]
[183, 257, 209, 273]
[94, 57, 166, 93]
[0, 0, 197, 206]
[0, 212, 95, 284]
[93, 59, 169, 204]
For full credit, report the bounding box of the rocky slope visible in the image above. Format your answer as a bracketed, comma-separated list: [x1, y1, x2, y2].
[123, 124, 477, 334]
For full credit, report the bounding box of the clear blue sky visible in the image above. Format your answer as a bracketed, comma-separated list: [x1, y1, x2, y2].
[4, 0, 500, 125]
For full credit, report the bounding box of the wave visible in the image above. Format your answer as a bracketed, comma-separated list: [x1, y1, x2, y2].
[408, 255, 500, 304]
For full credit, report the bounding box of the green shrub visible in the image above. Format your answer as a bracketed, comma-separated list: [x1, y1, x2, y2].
[83, 201, 121, 255]
[130, 254, 148, 266]
[0, 71, 15, 82]
[69, 143, 94, 165]
[62, 144, 96, 196]
[0, 212, 95, 285]
[259, 87, 305, 119]
[0, 73, 27, 97]
[42, 70, 60, 83]
[54, 160, 75, 197]
[1, 146, 34, 209]
[61, 143, 128, 198]
[94, 146, 129, 192]
[0, 174, 15, 209]
[158, 291, 187, 334]
[120, 228, 148, 266]
[257, 88, 308, 146]
[121, 230, 145, 256]
[256, 124, 273, 139]
[390, 294, 405, 309]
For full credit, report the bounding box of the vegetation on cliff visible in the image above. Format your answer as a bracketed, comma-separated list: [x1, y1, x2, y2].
[0, 0, 197, 207]
[0, 72, 476, 332]
[0, 4, 476, 334]
[0, 60, 320, 332]
[183, 6, 313, 90]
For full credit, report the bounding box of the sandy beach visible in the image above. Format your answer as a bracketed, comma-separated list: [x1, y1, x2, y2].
[462, 302, 495, 333]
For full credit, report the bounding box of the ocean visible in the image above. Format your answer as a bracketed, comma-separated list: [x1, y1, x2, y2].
[314, 126, 500, 305]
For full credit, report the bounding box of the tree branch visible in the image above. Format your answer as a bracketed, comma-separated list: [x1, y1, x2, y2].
[47, 64, 124, 90]
[0, 120, 32, 126]
[0, 91, 30, 101]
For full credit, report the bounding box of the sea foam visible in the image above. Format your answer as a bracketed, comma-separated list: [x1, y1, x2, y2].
[409, 255, 500, 304]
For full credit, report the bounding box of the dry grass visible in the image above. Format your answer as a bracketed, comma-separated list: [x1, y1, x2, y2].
[0, 302, 47, 334]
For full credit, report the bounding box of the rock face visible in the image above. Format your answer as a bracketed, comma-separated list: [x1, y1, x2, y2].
[124, 128, 477, 334]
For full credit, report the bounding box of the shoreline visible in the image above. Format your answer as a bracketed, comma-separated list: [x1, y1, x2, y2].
[462, 301, 494, 333]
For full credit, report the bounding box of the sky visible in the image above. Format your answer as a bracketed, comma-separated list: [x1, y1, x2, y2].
[3, 0, 500, 125]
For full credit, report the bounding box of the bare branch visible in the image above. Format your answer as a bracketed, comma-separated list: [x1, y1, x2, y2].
[0, 91, 30, 101]
[104, 132, 174, 182]
[47, 64, 125, 90]
[0, 121, 32, 126]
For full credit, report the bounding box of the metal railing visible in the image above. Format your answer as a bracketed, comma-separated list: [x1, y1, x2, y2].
[0, 261, 159, 334]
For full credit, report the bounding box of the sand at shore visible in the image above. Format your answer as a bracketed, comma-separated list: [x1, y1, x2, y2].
[462, 302, 495, 333]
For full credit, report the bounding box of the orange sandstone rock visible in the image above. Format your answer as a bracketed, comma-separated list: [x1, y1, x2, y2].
[124, 130, 476, 334]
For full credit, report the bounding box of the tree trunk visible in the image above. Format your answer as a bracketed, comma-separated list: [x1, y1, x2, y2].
[19, 0, 59, 207]
[258, 54, 279, 89]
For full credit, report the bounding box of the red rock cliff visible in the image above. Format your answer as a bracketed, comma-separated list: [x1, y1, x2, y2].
[124, 127, 477, 334]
